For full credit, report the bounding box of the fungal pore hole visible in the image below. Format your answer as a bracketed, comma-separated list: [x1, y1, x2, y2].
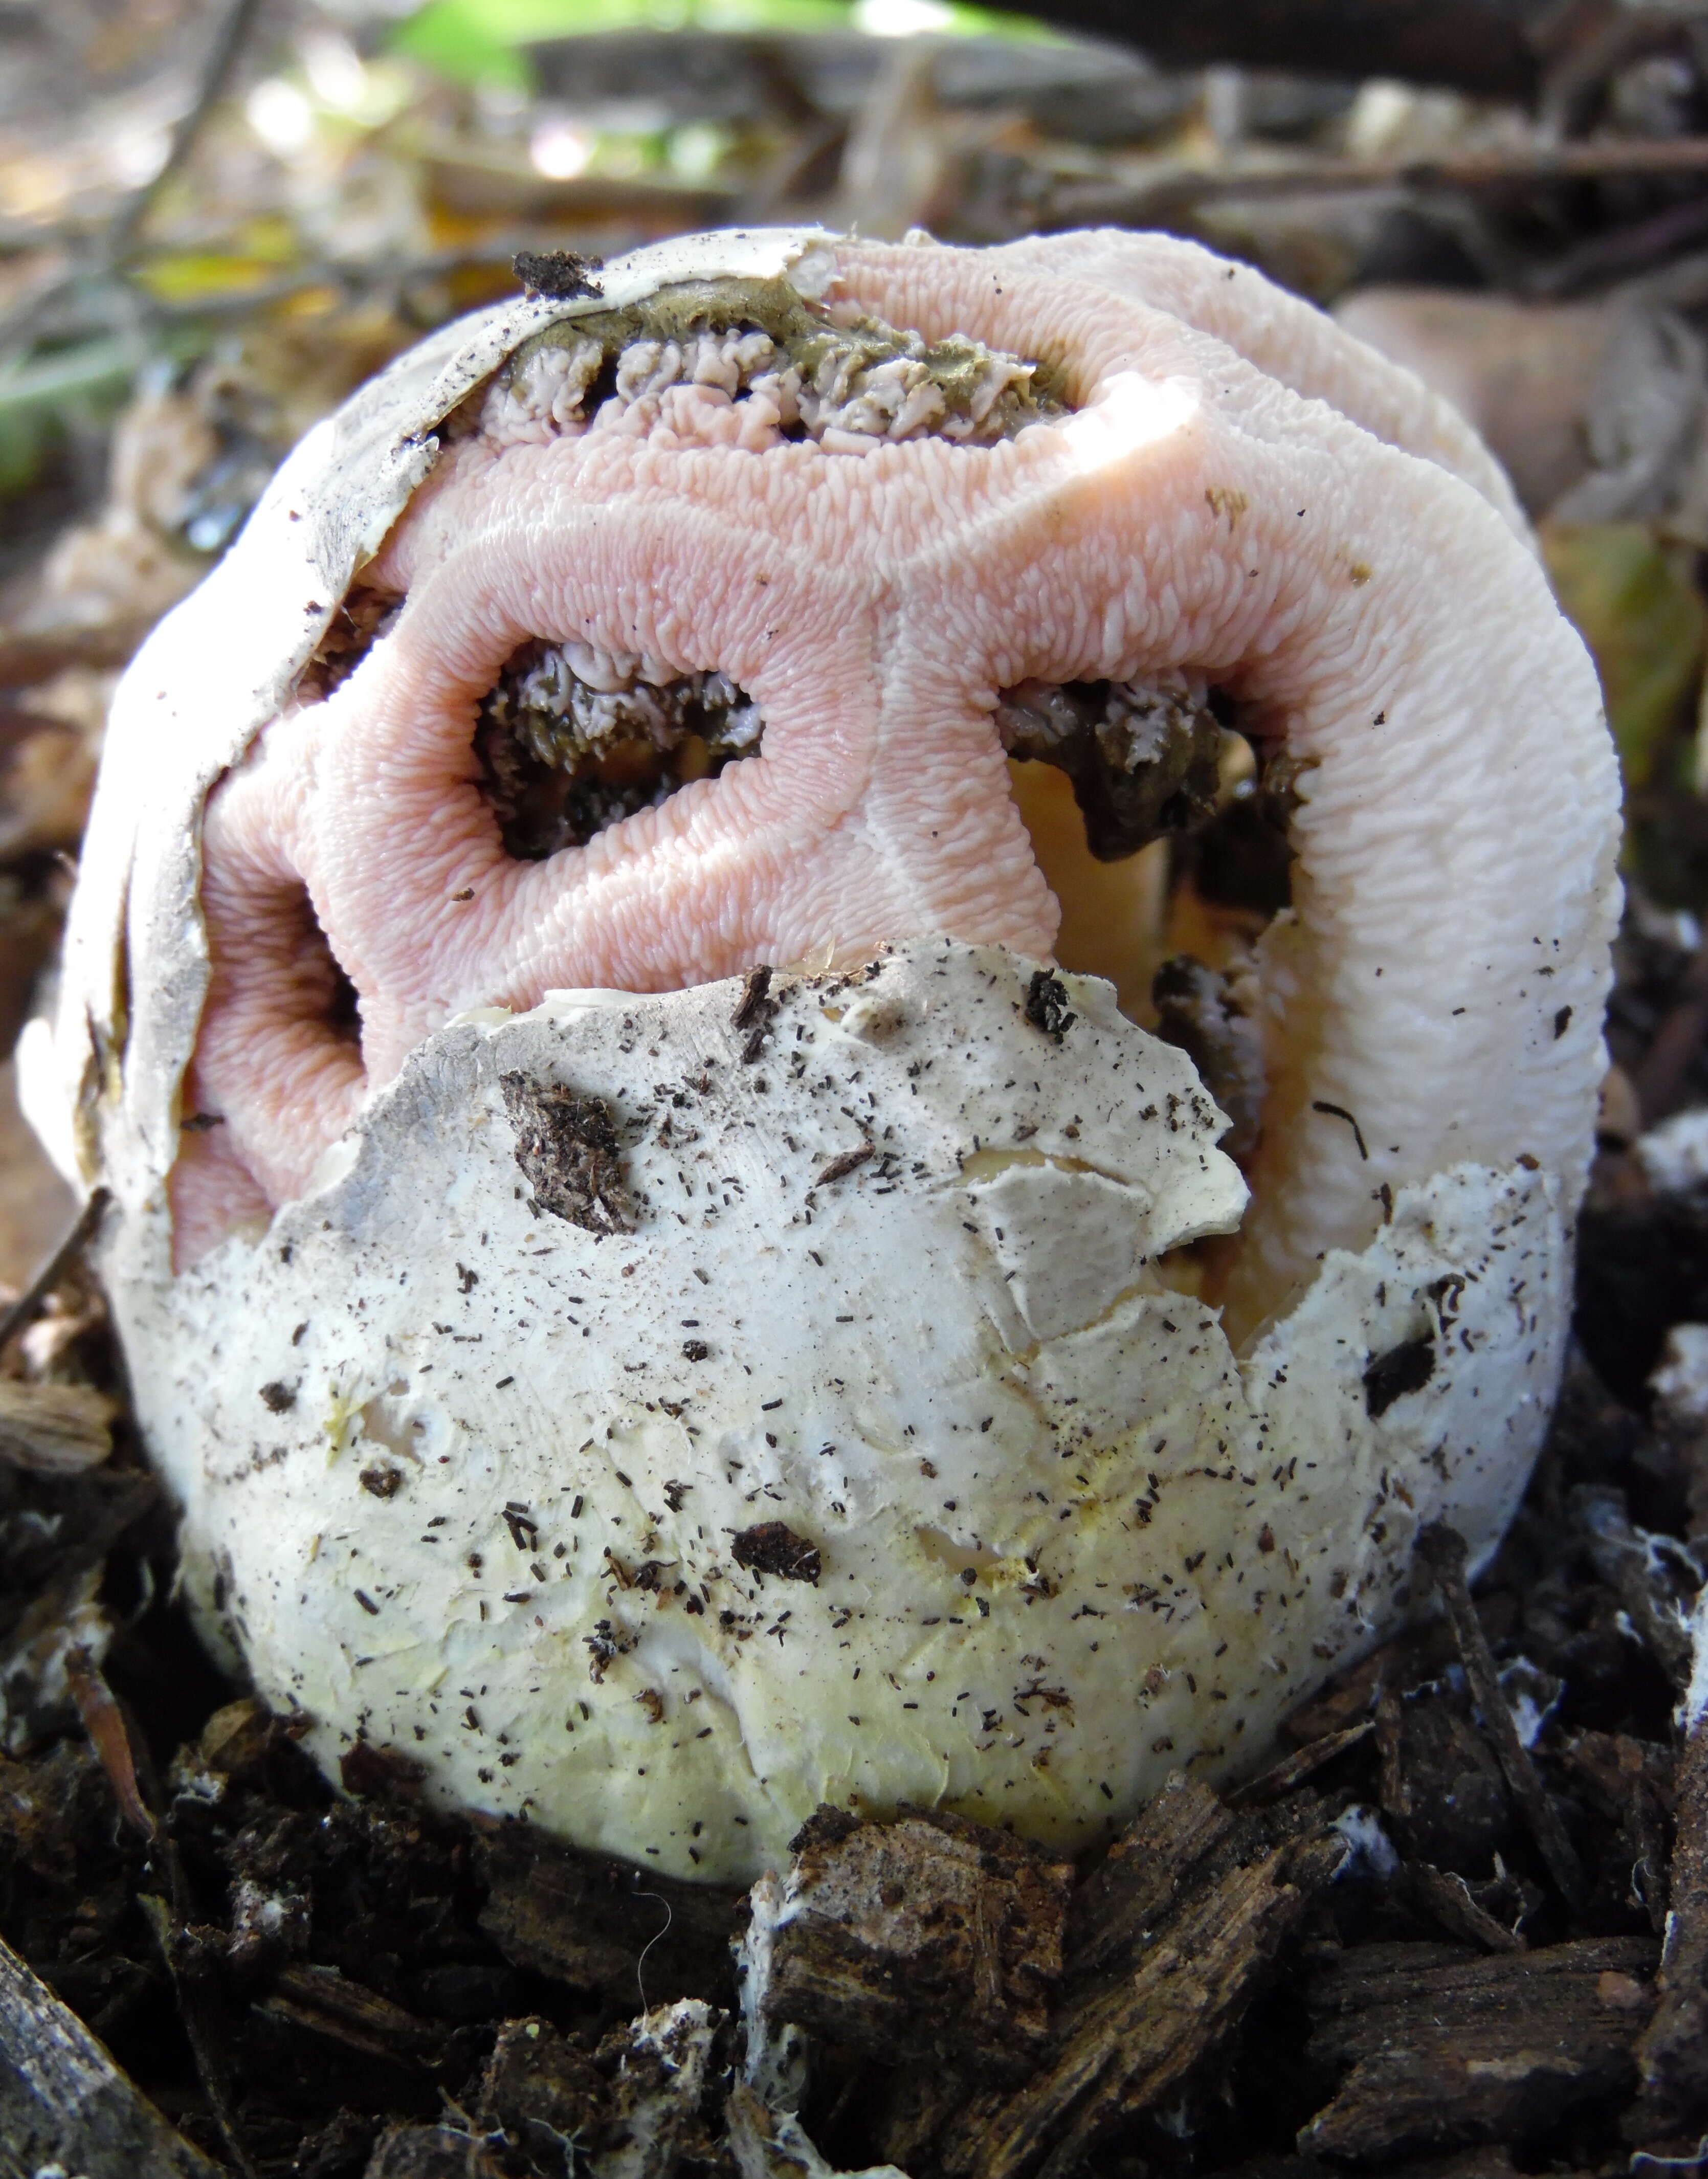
[1004, 702, 1303, 1195]
[474, 640, 764, 860]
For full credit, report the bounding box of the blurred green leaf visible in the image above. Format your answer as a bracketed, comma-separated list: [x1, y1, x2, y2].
[1541, 520, 1707, 792]
[0, 339, 136, 503]
[391, 0, 1048, 85]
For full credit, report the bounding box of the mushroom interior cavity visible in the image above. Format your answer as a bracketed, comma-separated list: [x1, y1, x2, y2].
[174, 229, 1617, 1342]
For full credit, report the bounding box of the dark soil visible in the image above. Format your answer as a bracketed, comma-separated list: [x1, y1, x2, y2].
[5, 900, 1708, 2177]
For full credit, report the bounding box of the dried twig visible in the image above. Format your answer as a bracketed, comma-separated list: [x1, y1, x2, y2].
[1226, 1720, 1373, 1808]
[0, 0, 264, 361]
[107, 0, 269, 261]
[64, 1646, 154, 1839]
[1047, 136, 1708, 234]
[974, 0, 1545, 102]
[64, 1644, 260, 2179]
[1413, 1522, 1588, 1911]
[0, 1186, 108, 1357]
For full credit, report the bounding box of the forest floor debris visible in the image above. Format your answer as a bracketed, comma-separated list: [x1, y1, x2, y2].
[12, 3, 1708, 2175]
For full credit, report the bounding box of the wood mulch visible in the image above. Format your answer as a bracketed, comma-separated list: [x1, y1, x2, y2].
[3, 1026, 1708, 2179]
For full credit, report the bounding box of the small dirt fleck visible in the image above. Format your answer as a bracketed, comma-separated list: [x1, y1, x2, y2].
[511, 248, 604, 298]
[816, 1143, 874, 1187]
[1364, 1333, 1436, 1418]
[1023, 970, 1075, 1042]
[731, 1521, 823, 1583]
[501, 1073, 634, 1235]
[733, 963, 774, 1030]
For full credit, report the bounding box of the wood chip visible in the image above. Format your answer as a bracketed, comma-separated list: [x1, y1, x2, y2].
[0, 1930, 224, 2179]
[763, 1804, 1072, 2081]
[259, 1963, 448, 2069]
[0, 1376, 113, 1472]
[1301, 1935, 1659, 2160]
[364, 2124, 503, 2177]
[890, 1776, 1343, 2179]
[732, 963, 774, 1030]
[1635, 1605, 1708, 2133]
[1413, 1521, 1588, 1909]
[1405, 1861, 1526, 1953]
[474, 1819, 740, 2005]
[1226, 1719, 1373, 1807]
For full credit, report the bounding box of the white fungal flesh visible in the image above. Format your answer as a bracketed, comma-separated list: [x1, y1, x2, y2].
[112, 942, 1566, 1883]
[23, 224, 1609, 1885]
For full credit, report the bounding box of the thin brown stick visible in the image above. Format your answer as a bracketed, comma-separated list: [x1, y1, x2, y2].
[1413, 1522, 1588, 1911]
[65, 1646, 154, 1840]
[0, 0, 265, 360]
[1047, 135, 1708, 232]
[1226, 1720, 1373, 1808]
[108, 0, 269, 260]
[0, 1187, 108, 1358]
[62, 1639, 260, 2177]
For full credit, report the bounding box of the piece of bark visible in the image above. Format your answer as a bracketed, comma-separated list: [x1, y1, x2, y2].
[477, 2015, 607, 2167]
[1286, 1612, 1471, 1745]
[1558, 1729, 1676, 1822]
[598, 1999, 727, 2175]
[365, 2126, 502, 2178]
[1227, 1721, 1373, 1808]
[1413, 1523, 1587, 1908]
[1301, 1935, 1659, 2160]
[1634, 1602, 1708, 2131]
[726, 2080, 912, 2178]
[1379, 1695, 1513, 1872]
[259, 1962, 449, 2069]
[1405, 1862, 1527, 1953]
[914, 1777, 1344, 2179]
[475, 2002, 728, 2177]
[1066, 1769, 1239, 1981]
[1570, 1485, 1700, 1689]
[0, 1379, 114, 1474]
[0, 1930, 223, 2179]
[1558, 1729, 1674, 1930]
[474, 1818, 741, 2007]
[1225, 2151, 1521, 2179]
[761, 1803, 1072, 2081]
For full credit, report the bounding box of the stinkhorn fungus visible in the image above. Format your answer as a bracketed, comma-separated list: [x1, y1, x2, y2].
[21, 227, 1619, 1881]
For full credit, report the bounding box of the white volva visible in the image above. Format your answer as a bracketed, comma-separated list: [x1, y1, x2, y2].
[104, 943, 1560, 1882]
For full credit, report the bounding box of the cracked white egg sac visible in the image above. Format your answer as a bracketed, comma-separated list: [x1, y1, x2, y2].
[75, 944, 1564, 1882]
